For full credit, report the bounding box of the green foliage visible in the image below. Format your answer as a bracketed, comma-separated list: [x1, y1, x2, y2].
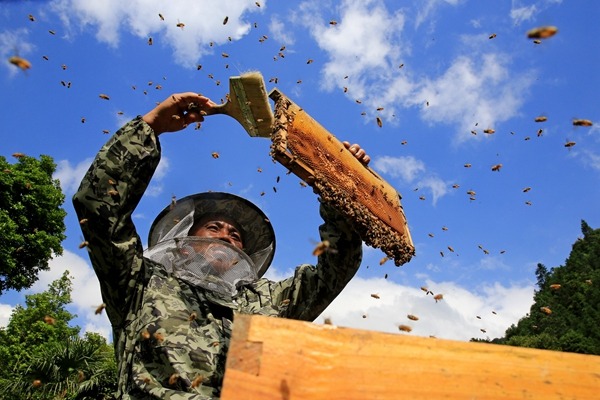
[0, 272, 117, 399]
[0, 154, 67, 294]
[488, 220, 600, 355]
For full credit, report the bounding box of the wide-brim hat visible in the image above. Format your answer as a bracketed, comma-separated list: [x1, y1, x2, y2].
[148, 192, 275, 277]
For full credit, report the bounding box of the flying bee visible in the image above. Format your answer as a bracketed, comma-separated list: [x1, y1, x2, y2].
[442, 226, 448, 231]
[223, 16, 229, 25]
[522, 187, 531, 192]
[140, 329, 151, 340]
[447, 246, 454, 252]
[79, 218, 88, 225]
[376, 116, 383, 128]
[379, 256, 389, 266]
[211, 152, 220, 159]
[564, 141, 576, 148]
[191, 375, 204, 388]
[329, 20, 338, 25]
[466, 190, 476, 196]
[168, 373, 180, 385]
[222, 52, 229, 58]
[148, 37, 153, 45]
[464, 163, 472, 168]
[407, 314, 419, 321]
[533, 39, 541, 44]
[488, 33, 496, 39]
[525, 201, 532, 206]
[527, 26, 558, 39]
[572, 119, 593, 127]
[480, 328, 487, 333]
[491, 164, 502, 171]
[159, 13, 164, 20]
[176, 21, 185, 29]
[540, 306, 552, 315]
[99, 94, 110, 100]
[9, 55, 32, 71]
[433, 294, 444, 302]
[534, 115, 547, 122]
[398, 325, 412, 332]
[312, 240, 337, 256]
[537, 129, 543, 137]
[549, 284, 561, 290]
[370, 293, 380, 299]
[452, 184, 460, 188]
[95, 303, 106, 315]
[255, 1, 261, 7]
[43, 315, 56, 325]
[28, 14, 35, 21]
[307, 59, 314, 64]
[78, 240, 89, 249]
[483, 128, 495, 134]
[153, 332, 164, 342]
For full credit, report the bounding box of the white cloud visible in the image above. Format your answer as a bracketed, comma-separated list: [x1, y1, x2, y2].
[54, 157, 94, 195]
[510, 5, 537, 25]
[319, 276, 534, 341]
[0, 303, 14, 328]
[410, 53, 534, 142]
[50, 0, 266, 67]
[28, 250, 111, 339]
[373, 155, 425, 183]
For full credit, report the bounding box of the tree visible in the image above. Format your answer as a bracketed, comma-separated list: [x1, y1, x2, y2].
[0, 272, 117, 399]
[477, 220, 600, 355]
[0, 153, 67, 294]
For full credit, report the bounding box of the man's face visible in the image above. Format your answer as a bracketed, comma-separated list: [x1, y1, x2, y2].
[188, 214, 244, 274]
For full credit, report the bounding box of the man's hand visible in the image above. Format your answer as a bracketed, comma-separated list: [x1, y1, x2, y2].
[343, 141, 371, 166]
[142, 92, 216, 135]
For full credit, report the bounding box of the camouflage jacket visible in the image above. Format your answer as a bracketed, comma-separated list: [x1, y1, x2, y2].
[73, 117, 362, 399]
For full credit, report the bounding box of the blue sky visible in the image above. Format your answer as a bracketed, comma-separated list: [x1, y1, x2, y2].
[1, 0, 599, 342]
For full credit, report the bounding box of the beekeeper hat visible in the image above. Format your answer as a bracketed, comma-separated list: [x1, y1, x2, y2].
[148, 192, 275, 277]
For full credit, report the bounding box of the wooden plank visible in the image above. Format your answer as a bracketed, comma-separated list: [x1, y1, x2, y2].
[221, 313, 600, 400]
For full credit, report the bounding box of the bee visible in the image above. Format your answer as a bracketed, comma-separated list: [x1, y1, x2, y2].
[78, 240, 89, 249]
[491, 164, 502, 171]
[440, 251, 444, 257]
[564, 141, 576, 148]
[370, 293, 380, 299]
[540, 306, 552, 315]
[329, 20, 338, 25]
[398, 325, 412, 332]
[379, 256, 389, 266]
[500, 250, 506, 254]
[471, 130, 477, 135]
[176, 22, 185, 29]
[32, 379, 42, 388]
[9, 56, 31, 71]
[492, 310, 497, 315]
[572, 119, 593, 127]
[534, 115, 547, 122]
[79, 218, 88, 224]
[44, 315, 56, 325]
[407, 314, 419, 321]
[376, 116, 383, 128]
[399, 63, 404, 68]
[255, 1, 261, 7]
[28, 14, 35, 21]
[525, 201, 532, 206]
[281, 299, 290, 306]
[312, 240, 335, 256]
[585, 279, 592, 285]
[433, 294, 444, 302]
[420, 286, 432, 295]
[355, 99, 362, 104]
[12, 152, 26, 158]
[222, 52, 229, 58]
[488, 33, 496, 39]
[223, 16, 229, 25]
[306, 59, 314, 64]
[148, 37, 153, 45]
[428, 233, 434, 238]
[522, 187, 531, 192]
[533, 39, 541, 44]
[524, 136, 531, 141]
[191, 375, 204, 388]
[153, 332, 165, 342]
[452, 184, 460, 188]
[466, 190, 476, 196]
[419, 196, 425, 200]
[527, 26, 558, 39]
[107, 189, 118, 196]
[476, 315, 481, 319]
[95, 303, 106, 315]
[442, 226, 448, 231]
[483, 128, 495, 134]
[549, 284, 561, 290]
[299, 181, 307, 188]
[401, 140, 407, 145]
[323, 317, 333, 325]
[447, 246, 454, 252]
[168, 373, 180, 385]
[296, 80, 302, 84]
[464, 163, 472, 168]
[537, 129, 543, 137]
[140, 329, 151, 340]
[99, 94, 110, 100]
[480, 328, 487, 333]
[48, 30, 55, 35]
[159, 13, 164, 21]
[211, 152, 220, 159]
[42, 55, 49, 60]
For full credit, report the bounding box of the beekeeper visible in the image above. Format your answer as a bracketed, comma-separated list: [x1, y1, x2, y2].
[73, 92, 369, 399]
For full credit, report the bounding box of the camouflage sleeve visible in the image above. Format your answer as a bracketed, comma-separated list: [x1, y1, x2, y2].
[72, 117, 161, 328]
[272, 201, 362, 321]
